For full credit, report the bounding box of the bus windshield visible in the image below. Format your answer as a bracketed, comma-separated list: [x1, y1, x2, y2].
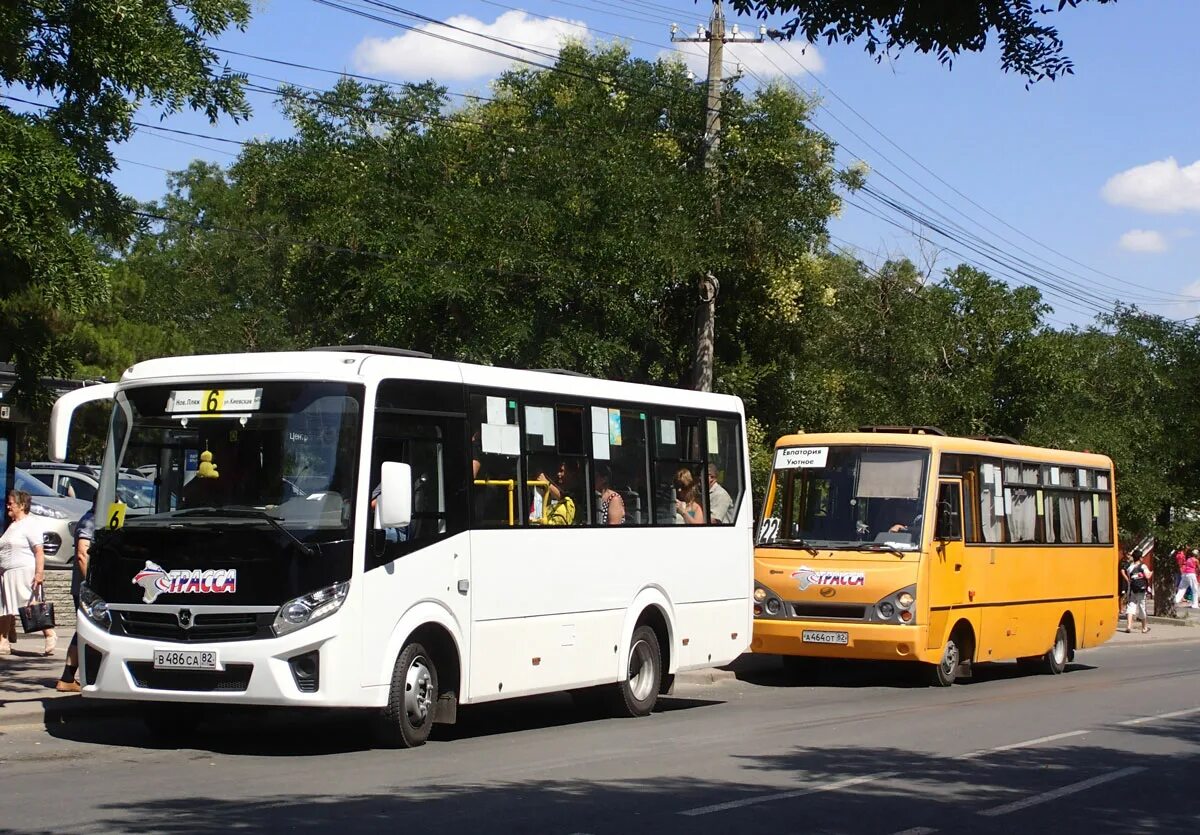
[759, 445, 930, 550]
[97, 381, 363, 531]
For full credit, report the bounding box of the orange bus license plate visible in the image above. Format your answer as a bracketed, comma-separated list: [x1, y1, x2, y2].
[802, 630, 849, 645]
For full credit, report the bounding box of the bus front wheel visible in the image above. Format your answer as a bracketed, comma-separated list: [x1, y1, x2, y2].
[377, 641, 439, 748]
[929, 635, 963, 687]
[608, 625, 662, 718]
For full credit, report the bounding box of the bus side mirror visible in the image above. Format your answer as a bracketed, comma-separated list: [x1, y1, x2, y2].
[378, 462, 412, 529]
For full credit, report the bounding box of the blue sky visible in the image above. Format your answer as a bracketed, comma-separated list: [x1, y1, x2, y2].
[104, 0, 1200, 328]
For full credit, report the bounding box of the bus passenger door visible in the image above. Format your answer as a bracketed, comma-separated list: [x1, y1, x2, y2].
[926, 479, 966, 650]
[361, 399, 470, 688]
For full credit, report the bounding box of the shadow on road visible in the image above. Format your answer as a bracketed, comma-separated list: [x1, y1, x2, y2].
[42, 690, 724, 756]
[23, 715, 1200, 834]
[734, 654, 1098, 689]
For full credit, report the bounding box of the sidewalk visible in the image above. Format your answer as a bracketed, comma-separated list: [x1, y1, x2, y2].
[0, 627, 128, 729]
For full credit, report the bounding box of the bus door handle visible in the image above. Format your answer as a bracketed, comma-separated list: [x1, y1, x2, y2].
[457, 579, 470, 595]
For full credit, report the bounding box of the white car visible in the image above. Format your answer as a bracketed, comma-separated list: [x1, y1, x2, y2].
[20, 462, 157, 516]
[14, 469, 91, 568]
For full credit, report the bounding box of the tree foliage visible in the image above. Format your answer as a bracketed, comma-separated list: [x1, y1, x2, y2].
[0, 0, 251, 398]
[730, 0, 1118, 83]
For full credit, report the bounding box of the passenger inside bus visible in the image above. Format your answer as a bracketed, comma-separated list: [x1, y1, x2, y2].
[534, 458, 581, 525]
[593, 463, 626, 526]
[674, 467, 705, 525]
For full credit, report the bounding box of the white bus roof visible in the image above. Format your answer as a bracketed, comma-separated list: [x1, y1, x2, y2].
[119, 348, 744, 413]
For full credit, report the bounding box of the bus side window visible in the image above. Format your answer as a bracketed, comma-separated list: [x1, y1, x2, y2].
[470, 393, 521, 527]
[704, 418, 742, 524]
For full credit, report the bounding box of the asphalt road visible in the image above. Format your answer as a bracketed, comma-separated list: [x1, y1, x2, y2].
[2, 641, 1198, 834]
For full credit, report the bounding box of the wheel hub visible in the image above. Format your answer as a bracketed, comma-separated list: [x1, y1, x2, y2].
[404, 656, 434, 724]
[628, 639, 655, 702]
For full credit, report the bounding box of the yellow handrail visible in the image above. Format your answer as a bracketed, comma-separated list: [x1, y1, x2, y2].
[472, 478, 552, 526]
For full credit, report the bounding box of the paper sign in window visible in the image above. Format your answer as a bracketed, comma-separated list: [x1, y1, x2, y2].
[486, 396, 508, 426]
[591, 406, 608, 431]
[482, 423, 521, 456]
[608, 409, 622, 445]
[659, 419, 676, 446]
[592, 432, 610, 460]
[707, 420, 719, 455]
[525, 406, 544, 437]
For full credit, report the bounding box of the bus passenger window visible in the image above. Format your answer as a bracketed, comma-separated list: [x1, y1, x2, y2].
[597, 408, 649, 526]
[471, 394, 521, 527]
[705, 418, 742, 524]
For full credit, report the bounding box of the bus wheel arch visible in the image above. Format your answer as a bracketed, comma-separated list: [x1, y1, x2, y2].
[929, 619, 974, 687]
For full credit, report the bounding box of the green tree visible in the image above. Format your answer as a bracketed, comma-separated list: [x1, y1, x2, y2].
[731, 0, 1118, 82]
[0, 0, 251, 397]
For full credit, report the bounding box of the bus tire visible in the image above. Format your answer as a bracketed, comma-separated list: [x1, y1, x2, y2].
[929, 634, 963, 687]
[607, 625, 661, 718]
[1041, 623, 1069, 676]
[142, 703, 203, 742]
[377, 641, 438, 748]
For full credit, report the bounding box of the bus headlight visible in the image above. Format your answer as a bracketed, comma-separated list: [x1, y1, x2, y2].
[872, 585, 916, 625]
[754, 582, 787, 619]
[79, 583, 112, 631]
[273, 581, 350, 637]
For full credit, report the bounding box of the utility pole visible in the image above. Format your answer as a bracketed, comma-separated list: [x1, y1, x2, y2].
[672, 2, 764, 392]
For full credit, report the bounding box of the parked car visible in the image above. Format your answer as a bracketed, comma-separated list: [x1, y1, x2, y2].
[13, 468, 91, 568]
[19, 461, 157, 516]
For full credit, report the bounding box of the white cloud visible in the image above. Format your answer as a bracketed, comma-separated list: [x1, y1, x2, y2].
[1168, 279, 1200, 320]
[662, 38, 823, 81]
[1102, 157, 1200, 214]
[1118, 229, 1168, 253]
[352, 11, 588, 82]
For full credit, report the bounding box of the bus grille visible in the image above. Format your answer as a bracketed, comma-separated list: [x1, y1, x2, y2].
[790, 602, 868, 621]
[126, 662, 253, 692]
[116, 611, 273, 643]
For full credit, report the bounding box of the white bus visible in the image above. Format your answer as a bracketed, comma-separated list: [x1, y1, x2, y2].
[51, 347, 752, 746]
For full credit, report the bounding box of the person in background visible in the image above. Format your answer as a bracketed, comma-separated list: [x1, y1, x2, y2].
[56, 508, 95, 691]
[706, 463, 734, 524]
[1175, 548, 1200, 609]
[0, 490, 55, 655]
[674, 468, 705, 525]
[593, 464, 625, 526]
[1123, 551, 1153, 634]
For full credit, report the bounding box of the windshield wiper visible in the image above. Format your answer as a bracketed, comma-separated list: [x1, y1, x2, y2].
[859, 542, 911, 558]
[168, 508, 318, 556]
[768, 538, 820, 556]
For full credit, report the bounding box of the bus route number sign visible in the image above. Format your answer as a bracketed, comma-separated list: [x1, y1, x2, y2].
[774, 446, 828, 469]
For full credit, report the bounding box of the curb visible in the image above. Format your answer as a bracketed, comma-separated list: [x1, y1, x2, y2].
[0, 696, 137, 730]
[675, 667, 738, 687]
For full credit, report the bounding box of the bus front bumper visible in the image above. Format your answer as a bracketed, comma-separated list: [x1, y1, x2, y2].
[75, 613, 380, 708]
[751, 618, 936, 663]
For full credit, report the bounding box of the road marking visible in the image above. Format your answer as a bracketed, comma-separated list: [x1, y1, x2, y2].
[957, 729, 1089, 759]
[679, 771, 899, 816]
[1118, 706, 1200, 726]
[978, 766, 1145, 817]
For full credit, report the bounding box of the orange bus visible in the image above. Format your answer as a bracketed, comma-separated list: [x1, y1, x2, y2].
[751, 428, 1118, 685]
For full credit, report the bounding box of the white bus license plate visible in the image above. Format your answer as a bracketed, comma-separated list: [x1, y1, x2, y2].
[802, 630, 849, 645]
[153, 649, 219, 671]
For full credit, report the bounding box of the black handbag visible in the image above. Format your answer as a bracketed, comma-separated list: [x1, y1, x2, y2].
[19, 583, 56, 633]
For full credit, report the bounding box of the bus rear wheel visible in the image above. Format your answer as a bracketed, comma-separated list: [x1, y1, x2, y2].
[1041, 623, 1069, 675]
[607, 625, 662, 718]
[377, 641, 439, 748]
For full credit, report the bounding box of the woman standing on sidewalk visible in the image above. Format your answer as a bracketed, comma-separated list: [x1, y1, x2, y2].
[0, 490, 56, 655]
[1174, 548, 1200, 609]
